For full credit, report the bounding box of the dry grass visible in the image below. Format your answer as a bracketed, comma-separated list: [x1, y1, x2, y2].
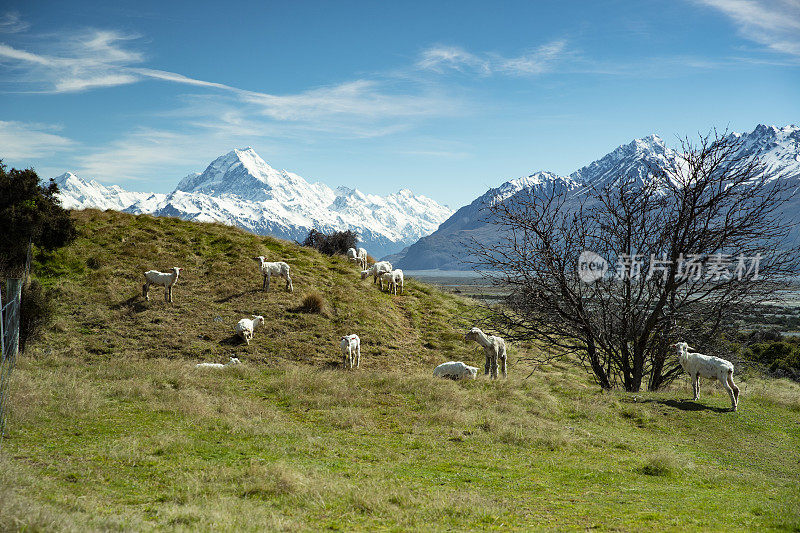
[296, 290, 326, 314]
[2, 210, 799, 530]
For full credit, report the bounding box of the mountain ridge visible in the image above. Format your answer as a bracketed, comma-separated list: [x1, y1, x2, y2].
[54, 148, 453, 257]
[396, 124, 800, 270]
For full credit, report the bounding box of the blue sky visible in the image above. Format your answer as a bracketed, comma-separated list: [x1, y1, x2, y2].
[0, 0, 798, 208]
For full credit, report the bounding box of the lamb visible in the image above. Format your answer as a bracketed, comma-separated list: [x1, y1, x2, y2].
[340, 334, 361, 370]
[380, 271, 395, 292]
[235, 315, 265, 345]
[379, 269, 404, 295]
[143, 267, 182, 302]
[196, 357, 241, 369]
[361, 261, 392, 284]
[433, 361, 479, 380]
[389, 269, 404, 295]
[464, 327, 507, 379]
[357, 247, 368, 269]
[253, 256, 293, 293]
[671, 341, 739, 411]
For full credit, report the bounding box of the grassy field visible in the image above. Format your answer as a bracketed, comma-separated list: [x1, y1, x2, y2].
[2, 210, 800, 531]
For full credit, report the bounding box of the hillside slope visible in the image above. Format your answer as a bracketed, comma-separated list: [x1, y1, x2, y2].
[1, 210, 799, 531]
[30, 209, 478, 369]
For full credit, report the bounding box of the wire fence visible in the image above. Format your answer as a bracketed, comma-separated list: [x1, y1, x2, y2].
[0, 282, 21, 449]
[0, 240, 30, 449]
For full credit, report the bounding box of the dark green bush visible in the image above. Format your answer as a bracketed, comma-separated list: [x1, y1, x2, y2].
[18, 279, 56, 354]
[302, 229, 358, 256]
[745, 341, 800, 381]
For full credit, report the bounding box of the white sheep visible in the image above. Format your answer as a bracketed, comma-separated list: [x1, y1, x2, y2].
[433, 361, 479, 380]
[253, 256, 293, 293]
[379, 271, 394, 292]
[389, 269, 404, 295]
[143, 267, 182, 302]
[671, 341, 739, 411]
[361, 261, 392, 284]
[346, 247, 361, 267]
[465, 327, 507, 379]
[357, 247, 368, 269]
[340, 334, 361, 370]
[236, 315, 265, 345]
[196, 357, 241, 369]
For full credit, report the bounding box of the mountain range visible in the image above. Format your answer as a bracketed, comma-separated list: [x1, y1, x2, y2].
[395, 124, 800, 270]
[54, 148, 453, 258]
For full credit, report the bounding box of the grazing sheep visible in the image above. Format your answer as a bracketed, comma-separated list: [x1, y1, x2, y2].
[379, 269, 404, 295]
[340, 334, 361, 370]
[671, 341, 739, 411]
[346, 247, 361, 267]
[379, 271, 394, 292]
[357, 247, 368, 269]
[361, 261, 392, 284]
[464, 327, 507, 379]
[143, 267, 182, 302]
[236, 315, 265, 345]
[196, 357, 241, 369]
[433, 361, 478, 380]
[253, 256, 293, 293]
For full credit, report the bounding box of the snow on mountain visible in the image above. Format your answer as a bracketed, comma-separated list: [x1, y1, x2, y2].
[54, 173, 167, 211]
[727, 124, 800, 179]
[397, 124, 800, 270]
[53, 148, 453, 257]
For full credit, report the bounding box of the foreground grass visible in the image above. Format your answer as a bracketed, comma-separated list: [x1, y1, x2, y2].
[2, 210, 799, 531]
[3, 357, 799, 531]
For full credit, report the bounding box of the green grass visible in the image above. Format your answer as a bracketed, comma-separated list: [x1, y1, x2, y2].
[2, 209, 800, 531]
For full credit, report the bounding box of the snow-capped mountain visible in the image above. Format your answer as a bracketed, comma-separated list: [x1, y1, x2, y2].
[54, 148, 453, 257]
[398, 124, 800, 270]
[54, 172, 167, 212]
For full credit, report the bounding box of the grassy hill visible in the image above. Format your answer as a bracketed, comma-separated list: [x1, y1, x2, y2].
[2, 209, 799, 531]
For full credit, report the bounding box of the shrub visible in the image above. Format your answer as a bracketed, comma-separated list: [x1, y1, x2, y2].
[302, 229, 358, 256]
[297, 291, 325, 314]
[18, 279, 55, 353]
[745, 341, 800, 381]
[0, 162, 75, 274]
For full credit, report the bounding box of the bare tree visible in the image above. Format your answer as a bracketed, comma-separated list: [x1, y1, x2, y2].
[470, 132, 800, 391]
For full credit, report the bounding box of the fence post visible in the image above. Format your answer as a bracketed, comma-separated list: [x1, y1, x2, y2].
[4, 279, 22, 363]
[0, 278, 22, 448]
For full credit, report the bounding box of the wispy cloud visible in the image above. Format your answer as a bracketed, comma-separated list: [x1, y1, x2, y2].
[0, 121, 74, 160]
[0, 12, 29, 34]
[697, 0, 800, 57]
[416, 40, 569, 76]
[0, 30, 144, 92]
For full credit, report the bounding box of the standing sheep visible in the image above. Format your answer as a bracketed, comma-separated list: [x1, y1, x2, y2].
[671, 341, 739, 411]
[346, 247, 361, 266]
[361, 261, 392, 284]
[236, 315, 265, 345]
[340, 334, 361, 370]
[357, 247, 368, 269]
[465, 327, 507, 379]
[143, 267, 182, 302]
[253, 256, 293, 293]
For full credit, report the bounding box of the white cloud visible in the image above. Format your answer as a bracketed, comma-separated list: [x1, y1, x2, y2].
[0, 30, 144, 92]
[0, 121, 74, 160]
[697, 0, 800, 57]
[416, 40, 569, 76]
[0, 12, 29, 34]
